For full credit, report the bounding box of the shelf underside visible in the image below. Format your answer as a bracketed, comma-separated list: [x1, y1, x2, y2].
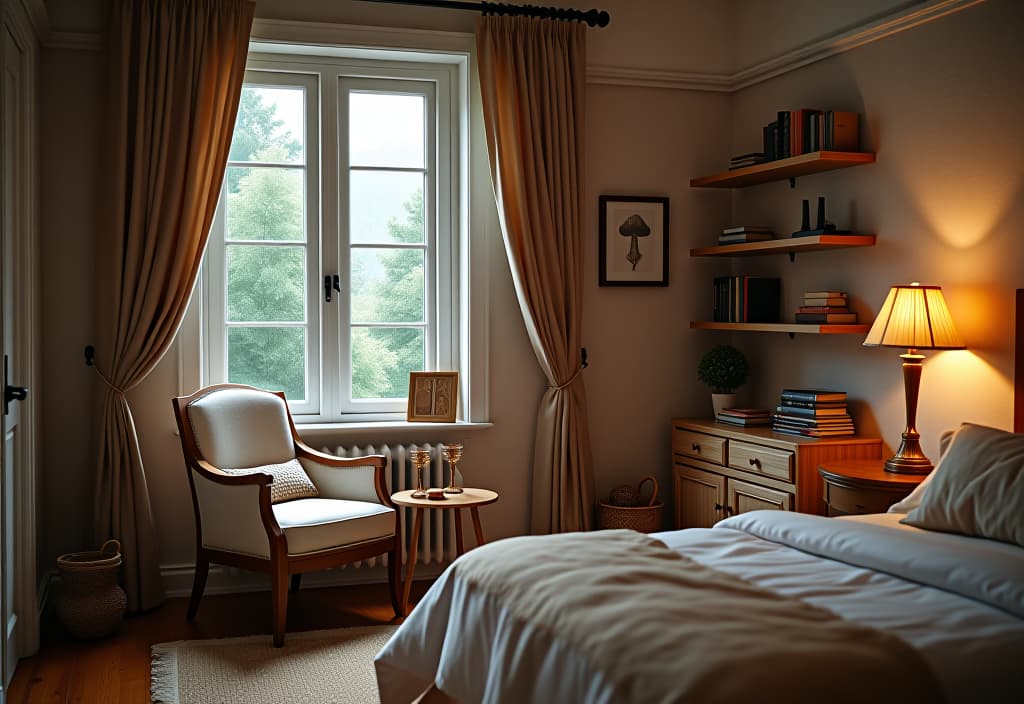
[690, 151, 876, 188]
[690, 321, 871, 335]
[690, 234, 875, 257]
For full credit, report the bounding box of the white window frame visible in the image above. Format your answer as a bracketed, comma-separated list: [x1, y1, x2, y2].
[196, 49, 466, 423]
[205, 70, 321, 416]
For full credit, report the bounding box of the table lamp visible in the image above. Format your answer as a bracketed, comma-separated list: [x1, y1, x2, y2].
[863, 283, 964, 474]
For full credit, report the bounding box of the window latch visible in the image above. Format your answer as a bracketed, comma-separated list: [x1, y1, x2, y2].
[333, 274, 341, 293]
[324, 275, 332, 303]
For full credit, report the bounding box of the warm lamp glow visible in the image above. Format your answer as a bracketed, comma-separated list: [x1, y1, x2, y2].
[863, 283, 965, 350]
[864, 283, 965, 474]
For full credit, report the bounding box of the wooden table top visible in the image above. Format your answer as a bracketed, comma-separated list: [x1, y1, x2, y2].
[818, 459, 928, 489]
[391, 487, 499, 509]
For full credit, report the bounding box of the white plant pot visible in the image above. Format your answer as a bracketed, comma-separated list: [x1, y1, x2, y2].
[711, 393, 737, 417]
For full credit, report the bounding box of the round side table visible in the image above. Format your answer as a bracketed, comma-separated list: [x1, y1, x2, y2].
[818, 460, 926, 516]
[391, 487, 499, 613]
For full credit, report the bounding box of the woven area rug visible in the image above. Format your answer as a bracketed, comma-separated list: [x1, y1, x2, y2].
[151, 625, 397, 704]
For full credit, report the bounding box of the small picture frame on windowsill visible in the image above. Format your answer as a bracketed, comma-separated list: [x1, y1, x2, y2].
[407, 371, 459, 423]
[599, 195, 669, 286]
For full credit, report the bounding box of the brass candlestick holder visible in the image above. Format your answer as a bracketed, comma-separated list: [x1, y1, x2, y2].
[442, 442, 464, 494]
[410, 448, 430, 498]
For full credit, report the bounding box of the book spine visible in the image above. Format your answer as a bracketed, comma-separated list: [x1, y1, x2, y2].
[776, 399, 845, 409]
[777, 111, 789, 159]
[832, 111, 859, 151]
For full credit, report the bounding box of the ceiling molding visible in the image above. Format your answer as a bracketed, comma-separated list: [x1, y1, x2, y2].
[38, 0, 985, 90]
[587, 65, 732, 93]
[729, 0, 986, 91]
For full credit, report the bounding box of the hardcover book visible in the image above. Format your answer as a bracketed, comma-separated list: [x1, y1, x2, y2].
[780, 389, 847, 402]
[802, 296, 848, 307]
[794, 312, 858, 324]
[776, 405, 850, 417]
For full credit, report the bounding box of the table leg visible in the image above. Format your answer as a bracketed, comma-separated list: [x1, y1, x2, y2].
[402, 508, 423, 614]
[454, 509, 465, 555]
[470, 506, 485, 547]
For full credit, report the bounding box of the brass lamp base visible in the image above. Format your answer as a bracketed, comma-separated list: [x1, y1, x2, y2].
[884, 351, 933, 475]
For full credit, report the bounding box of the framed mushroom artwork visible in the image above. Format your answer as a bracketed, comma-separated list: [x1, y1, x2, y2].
[598, 195, 669, 286]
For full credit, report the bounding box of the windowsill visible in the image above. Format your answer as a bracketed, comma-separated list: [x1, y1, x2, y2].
[294, 420, 493, 438]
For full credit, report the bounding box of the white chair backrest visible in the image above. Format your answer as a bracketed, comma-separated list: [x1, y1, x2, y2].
[186, 388, 296, 469]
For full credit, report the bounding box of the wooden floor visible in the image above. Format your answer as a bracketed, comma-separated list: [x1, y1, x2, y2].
[8, 580, 433, 703]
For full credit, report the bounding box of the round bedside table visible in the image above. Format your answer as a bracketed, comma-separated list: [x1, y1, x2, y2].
[391, 487, 499, 612]
[818, 460, 926, 516]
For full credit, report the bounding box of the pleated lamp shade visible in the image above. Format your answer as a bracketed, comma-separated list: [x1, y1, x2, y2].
[863, 283, 965, 350]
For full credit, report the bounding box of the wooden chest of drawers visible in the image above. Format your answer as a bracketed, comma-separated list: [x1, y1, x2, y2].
[672, 418, 882, 529]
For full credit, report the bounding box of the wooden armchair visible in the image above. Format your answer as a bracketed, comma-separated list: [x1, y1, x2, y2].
[172, 383, 402, 646]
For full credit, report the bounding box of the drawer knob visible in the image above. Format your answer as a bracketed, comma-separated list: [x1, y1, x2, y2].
[691, 443, 700, 452]
[749, 458, 761, 468]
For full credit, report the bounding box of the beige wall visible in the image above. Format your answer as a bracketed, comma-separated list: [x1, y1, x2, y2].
[722, 0, 1023, 459]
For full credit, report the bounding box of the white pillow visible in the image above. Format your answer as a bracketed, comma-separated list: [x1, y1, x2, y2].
[223, 458, 320, 504]
[901, 423, 1024, 547]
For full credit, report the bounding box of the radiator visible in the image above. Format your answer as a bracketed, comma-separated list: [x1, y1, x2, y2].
[326, 442, 458, 567]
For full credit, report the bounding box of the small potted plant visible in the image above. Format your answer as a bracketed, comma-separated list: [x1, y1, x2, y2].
[697, 345, 749, 417]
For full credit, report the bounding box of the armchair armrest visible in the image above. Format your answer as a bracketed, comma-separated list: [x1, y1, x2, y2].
[295, 443, 391, 505]
[190, 467, 278, 559]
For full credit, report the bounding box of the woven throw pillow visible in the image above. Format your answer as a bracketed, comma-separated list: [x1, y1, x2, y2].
[223, 458, 320, 504]
[901, 423, 1024, 547]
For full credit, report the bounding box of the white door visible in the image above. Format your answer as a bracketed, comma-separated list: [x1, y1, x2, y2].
[0, 2, 37, 694]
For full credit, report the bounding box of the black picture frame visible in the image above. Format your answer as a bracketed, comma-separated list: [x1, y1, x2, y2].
[598, 195, 669, 286]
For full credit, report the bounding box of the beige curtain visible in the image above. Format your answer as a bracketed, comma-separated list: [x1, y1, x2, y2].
[93, 0, 254, 612]
[476, 16, 595, 533]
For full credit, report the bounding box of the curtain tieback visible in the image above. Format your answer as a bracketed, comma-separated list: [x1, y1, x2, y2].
[91, 365, 129, 396]
[551, 365, 585, 391]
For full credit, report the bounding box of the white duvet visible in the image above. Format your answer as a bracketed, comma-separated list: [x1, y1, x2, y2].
[375, 511, 1024, 703]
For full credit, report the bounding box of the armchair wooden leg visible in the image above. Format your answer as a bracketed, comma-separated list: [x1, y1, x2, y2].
[272, 562, 289, 648]
[290, 574, 302, 594]
[187, 555, 209, 621]
[388, 543, 403, 617]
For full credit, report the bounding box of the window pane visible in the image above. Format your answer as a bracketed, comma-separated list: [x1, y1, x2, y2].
[349, 92, 424, 168]
[228, 245, 306, 322]
[350, 172, 424, 244]
[351, 248, 424, 323]
[226, 167, 304, 242]
[229, 85, 304, 164]
[228, 327, 306, 401]
[351, 327, 425, 400]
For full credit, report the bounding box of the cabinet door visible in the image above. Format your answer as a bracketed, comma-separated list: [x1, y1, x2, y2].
[727, 478, 792, 516]
[675, 464, 725, 529]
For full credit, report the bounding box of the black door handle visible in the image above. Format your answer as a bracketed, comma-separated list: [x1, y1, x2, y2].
[3, 355, 27, 415]
[324, 275, 332, 303]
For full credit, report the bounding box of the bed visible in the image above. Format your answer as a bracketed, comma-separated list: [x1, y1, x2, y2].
[375, 292, 1024, 704]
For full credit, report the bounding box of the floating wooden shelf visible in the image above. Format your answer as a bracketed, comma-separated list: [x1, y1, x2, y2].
[690, 151, 876, 188]
[690, 234, 876, 258]
[690, 321, 871, 335]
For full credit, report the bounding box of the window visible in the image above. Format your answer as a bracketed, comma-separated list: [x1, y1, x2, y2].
[202, 53, 462, 421]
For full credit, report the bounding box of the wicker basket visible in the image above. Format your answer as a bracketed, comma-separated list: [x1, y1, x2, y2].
[598, 476, 663, 533]
[56, 539, 128, 639]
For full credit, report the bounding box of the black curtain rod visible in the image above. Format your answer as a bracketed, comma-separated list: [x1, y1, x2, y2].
[356, 0, 611, 28]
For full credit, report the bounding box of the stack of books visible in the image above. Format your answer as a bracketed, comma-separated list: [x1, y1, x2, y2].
[771, 389, 855, 437]
[794, 291, 857, 324]
[761, 110, 860, 161]
[719, 226, 774, 245]
[712, 276, 781, 323]
[716, 408, 771, 427]
[729, 152, 767, 170]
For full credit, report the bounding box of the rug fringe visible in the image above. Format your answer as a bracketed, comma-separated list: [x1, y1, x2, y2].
[150, 643, 180, 704]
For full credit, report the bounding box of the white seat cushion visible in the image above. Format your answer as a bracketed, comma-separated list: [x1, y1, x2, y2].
[273, 498, 395, 556]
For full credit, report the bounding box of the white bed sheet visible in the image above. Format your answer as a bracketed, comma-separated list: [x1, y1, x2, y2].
[376, 511, 1024, 704]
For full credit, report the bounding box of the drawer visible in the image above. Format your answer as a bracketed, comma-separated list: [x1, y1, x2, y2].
[672, 428, 726, 466]
[729, 441, 794, 482]
[826, 484, 906, 515]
